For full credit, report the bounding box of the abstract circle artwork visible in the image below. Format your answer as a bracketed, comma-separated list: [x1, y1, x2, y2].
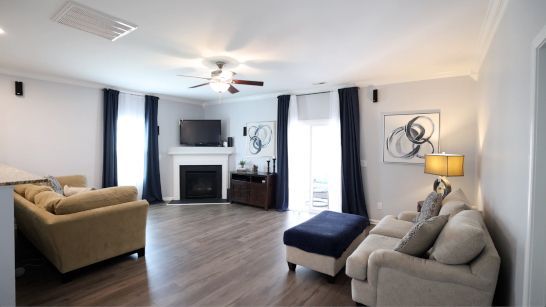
[246, 121, 276, 157]
[383, 112, 440, 164]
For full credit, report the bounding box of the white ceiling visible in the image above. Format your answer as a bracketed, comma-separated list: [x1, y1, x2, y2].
[0, 0, 490, 102]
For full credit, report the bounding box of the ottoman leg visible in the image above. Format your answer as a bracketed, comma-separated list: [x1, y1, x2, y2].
[326, 274, 336, 283]
[287, 262, 296, 271]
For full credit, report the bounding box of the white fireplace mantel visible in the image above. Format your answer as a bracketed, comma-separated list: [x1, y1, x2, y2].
[168, 147, 235, 200]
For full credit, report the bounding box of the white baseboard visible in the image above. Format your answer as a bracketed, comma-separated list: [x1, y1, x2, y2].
[162, 196, 175, 202]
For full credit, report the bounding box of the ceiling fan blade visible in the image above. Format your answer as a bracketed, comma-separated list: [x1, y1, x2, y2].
[228, 85, 239, 94]
[232, 79, 264, 86]
[177, 75, 211, 80]
[189, 83, 210, 88]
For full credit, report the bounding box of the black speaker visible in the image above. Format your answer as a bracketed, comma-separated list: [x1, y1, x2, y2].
[372, 89, 378, 103]
[227, 137, 233, 147]
[15, 81, 23, 96]
[243, 126, 247, 136]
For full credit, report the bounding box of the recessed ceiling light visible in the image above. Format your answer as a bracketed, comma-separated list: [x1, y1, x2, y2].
[0, 28, 5, 35]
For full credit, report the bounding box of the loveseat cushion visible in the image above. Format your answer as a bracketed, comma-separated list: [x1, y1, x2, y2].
[429, 210, 485, 264]
[394, 215, 448, 256]
[369, 215, 413, 239]
[34, 191, 65, 213]
[54, 186, 137, 215]
[283, 211, 368, 258]
[346, 234, 400, 281]
[24, 185, 53, 203]
[14, 184, 32, 196]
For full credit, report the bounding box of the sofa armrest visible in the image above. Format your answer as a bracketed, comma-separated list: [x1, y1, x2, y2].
[397, 211, 418, 222]
[367, 249, 492, 291]
[55, 175, 87, 188]
[34, 200, 148, 273]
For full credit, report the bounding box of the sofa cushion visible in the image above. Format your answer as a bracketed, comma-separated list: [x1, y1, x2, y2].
[283, 211, 368, 258]
[54, 186, 137, 215]
[394, 215, 448, 256]
[439, 200, 470, 217]
[369, 215, 413, 239]
[415, 192, 443, 223]
[34, 191, 65, 213]
[24, 185, 53, 203]
[346, 234, 400, 281]
[429, 210, 485, 264]
[14, 184, 32, 196]
[63, 185, 94, 197]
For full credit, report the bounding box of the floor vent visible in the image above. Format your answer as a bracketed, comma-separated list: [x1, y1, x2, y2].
[52, 1, 137, 41]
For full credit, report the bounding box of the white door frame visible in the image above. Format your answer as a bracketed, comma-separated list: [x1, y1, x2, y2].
[523, 25, 546, 307]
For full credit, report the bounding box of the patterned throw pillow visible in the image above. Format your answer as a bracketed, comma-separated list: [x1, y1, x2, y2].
[46, 175, 63, 195]
[414, 191, 443, 223]
[394, 215, 449, 256]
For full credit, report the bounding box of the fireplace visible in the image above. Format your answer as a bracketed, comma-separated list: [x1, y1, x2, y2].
[179, 165, 222, 200]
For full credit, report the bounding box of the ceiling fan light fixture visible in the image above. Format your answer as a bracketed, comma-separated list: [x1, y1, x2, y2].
[209, 81, 230, 93]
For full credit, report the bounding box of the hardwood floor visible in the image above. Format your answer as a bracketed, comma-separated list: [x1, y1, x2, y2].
[16, 204, 366, 306]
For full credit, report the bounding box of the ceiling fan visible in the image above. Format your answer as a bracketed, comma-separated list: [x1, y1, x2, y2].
[177, 61, 264, 94]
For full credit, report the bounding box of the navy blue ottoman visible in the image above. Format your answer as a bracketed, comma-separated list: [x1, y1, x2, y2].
[283, 211, 368, 282]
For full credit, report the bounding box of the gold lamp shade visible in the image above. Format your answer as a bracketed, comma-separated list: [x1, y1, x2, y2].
[424, 154, 464, 177]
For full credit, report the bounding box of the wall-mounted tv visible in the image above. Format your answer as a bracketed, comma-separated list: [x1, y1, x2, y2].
[180, 120, 221, 146]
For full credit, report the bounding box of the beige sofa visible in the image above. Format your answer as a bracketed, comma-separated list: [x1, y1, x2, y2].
[346, 205, 500, 306]
[14, 175, 148, 278]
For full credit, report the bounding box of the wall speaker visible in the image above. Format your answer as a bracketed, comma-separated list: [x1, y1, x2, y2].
[372, 89, 378, 103]
[15, 81, 23, 96]
[227, 137, 233, 147]
[243, 126, 247, 136]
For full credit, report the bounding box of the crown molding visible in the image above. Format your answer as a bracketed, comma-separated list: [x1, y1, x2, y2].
[0, 67, 204, 106]
[471, 0, 510, 79]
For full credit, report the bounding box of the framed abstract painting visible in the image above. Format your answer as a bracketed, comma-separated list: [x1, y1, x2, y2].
[245, 121, 276, 158]
[383, 111, 440, 164]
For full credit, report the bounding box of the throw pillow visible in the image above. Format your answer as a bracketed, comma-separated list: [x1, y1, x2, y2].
[34, 191, 65, 213]
[394, 215, 449, 256]
[429, 210, 486, 264]
[24, 185, 53, 203]
[414, 191, 443, 223]
[63, 185, 94, 197]
[46, 175, 63, 194]
[442, 188, 471, 205]
[14, 184, 32, 196]
[439, 200, 470, 218]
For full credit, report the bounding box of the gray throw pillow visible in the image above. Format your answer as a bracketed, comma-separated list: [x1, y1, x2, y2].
[415, 191, 443, 223]
[394, 215, 449, 256]
[429, 210, 485, 264]
[46, 175, 63, 195]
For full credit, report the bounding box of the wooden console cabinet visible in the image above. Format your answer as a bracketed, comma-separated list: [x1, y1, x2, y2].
[230, 172, 276, 210]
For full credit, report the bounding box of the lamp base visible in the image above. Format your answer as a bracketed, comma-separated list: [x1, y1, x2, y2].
[433, 176, 451, 198]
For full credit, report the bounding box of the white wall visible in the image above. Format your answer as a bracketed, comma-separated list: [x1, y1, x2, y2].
[0, 74, 203, 194]
[476, 1, 546, 305]
[158, 99, 204, 199]
[357, 76, 478, 221]
[0, 74, 104, 186]
[203, 98, 277, 172]
[203, 77, 479, 221]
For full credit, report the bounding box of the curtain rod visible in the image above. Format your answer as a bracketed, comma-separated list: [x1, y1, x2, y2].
[296, 91, 331, 97]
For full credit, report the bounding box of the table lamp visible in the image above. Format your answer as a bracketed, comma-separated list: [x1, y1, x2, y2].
[424, 153, 464, 197]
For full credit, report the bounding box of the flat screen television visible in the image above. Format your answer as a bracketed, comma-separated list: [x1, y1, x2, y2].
[180, 120, 221, 146]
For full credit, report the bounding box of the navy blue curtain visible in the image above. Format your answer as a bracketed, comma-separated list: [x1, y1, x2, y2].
[142, 95, 163, 204]
[102, 89, 119, 188]
[275, 95, 290, 211]
[339, 87, 369, 221]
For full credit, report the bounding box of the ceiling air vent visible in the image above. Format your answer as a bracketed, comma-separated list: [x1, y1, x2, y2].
[52, 1, 137, 41]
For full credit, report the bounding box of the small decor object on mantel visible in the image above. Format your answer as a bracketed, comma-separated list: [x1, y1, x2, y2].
[252, 165, 258, 173]
[246, 121, 276, 158]
[383, 111, 440, 164]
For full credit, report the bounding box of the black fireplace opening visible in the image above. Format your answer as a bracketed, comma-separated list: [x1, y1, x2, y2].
[180, 165, 222, 200]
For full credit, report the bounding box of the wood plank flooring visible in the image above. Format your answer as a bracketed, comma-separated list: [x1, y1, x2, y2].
[16, 204, 367, 306]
